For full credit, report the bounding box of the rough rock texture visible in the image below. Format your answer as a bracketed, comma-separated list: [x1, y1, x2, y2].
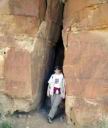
[0, 0, 108, 127]
[0, 0, 47, 113]
[63, 0, 108, 127]
[0, 0, 46, 17]
[0, 0, 63, 114]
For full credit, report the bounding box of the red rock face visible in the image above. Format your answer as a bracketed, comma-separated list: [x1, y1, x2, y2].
[4, 48, 32, 98]
[0, 0, 46, 17]
[0, 0, 107, 127]
[0, 0, 47, 113]
[64, 32, 108, 98]
[63, 0, 108, 126]
[0, 0, 63, 113]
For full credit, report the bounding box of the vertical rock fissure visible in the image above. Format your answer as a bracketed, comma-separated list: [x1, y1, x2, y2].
[40, 1, 65, 112]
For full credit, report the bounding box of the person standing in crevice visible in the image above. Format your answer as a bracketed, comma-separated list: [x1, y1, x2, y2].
[47, 66, 65, 124]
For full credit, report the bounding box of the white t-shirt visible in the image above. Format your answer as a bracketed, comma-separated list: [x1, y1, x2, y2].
[47, 73, 65, 98]
[48, 73, 64, 88]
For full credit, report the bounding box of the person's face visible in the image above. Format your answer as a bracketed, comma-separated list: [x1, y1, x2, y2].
[55, 69, 61, 74]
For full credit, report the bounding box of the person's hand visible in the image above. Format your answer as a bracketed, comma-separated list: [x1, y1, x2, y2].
[61, 94, 65, 99]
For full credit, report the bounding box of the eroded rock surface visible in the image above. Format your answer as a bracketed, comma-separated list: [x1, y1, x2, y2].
[0, 0, 108, 127]
[63, 0, 108, 127]
[0, 0, 63, 114]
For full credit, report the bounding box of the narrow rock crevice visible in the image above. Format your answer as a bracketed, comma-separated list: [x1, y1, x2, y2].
[40, 1, 65, 111]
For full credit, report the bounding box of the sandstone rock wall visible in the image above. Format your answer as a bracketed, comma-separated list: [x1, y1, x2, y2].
[0, 0, 46, 114]
[63, 0, 108, 127]
[0, 0, 63, 114]
[0, 0, 108, 127]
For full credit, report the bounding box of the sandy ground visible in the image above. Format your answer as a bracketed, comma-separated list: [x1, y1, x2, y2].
[5, 110, 71, 128]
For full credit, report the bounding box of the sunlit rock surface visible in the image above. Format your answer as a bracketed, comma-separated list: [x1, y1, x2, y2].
[0, 0, 62, 114]
[63, 0, 108, 127]
[0, 0, 108, 127]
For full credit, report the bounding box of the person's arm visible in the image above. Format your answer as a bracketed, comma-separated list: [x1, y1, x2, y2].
[48, 75, 54, 84]
[47, 75, 54, 97]
[61, 76, 66, 99]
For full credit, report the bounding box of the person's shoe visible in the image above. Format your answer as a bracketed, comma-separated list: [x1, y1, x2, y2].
[48, 117, 53, 124]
